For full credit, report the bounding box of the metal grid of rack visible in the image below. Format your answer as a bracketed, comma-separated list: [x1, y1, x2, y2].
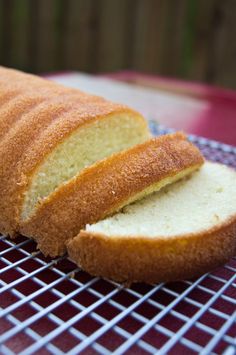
[1, 123, 236, 355]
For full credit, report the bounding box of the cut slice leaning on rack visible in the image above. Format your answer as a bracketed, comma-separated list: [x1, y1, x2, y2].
[68, 161, 236, 284]
[21, 132, 203, 256]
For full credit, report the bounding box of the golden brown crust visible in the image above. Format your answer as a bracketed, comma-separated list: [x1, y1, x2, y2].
[0, 66, 81, 94]
[67, 215, 236, 284]
[21, 133, 204, 256]
[0, 66, 144, 236]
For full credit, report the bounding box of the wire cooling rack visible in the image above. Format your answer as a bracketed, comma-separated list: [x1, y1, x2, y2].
[0, 123, 236, 355]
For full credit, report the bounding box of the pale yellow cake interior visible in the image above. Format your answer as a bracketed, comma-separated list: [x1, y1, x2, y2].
[86, 162, 236, 237]
[22, 113, 149, 220]
[105, 164, 200, 217]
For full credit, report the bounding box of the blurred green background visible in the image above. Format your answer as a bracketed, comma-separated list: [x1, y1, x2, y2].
[0, 0, 235, 88]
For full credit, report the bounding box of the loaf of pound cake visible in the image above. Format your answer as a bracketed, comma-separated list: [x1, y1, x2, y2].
[0, 66, 235, 284]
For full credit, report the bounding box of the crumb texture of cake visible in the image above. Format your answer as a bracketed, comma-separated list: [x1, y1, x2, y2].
[21, 112, 147, 220]
[0, 66, 149, 235]
[68, 162, 236, 284]
[87, 162, 235, 236]
[21, 132, 203, 256]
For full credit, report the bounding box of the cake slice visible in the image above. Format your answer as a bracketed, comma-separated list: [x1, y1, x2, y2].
[67, 162, 236, 284]
[21, 133, 203, 256]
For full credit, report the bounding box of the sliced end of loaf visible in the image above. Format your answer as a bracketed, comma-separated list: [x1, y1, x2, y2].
[67, 162, 236, 284]
[21, 111, 149, 220]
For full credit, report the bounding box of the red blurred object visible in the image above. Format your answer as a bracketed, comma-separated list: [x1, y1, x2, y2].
[102, 71, 236, 146]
